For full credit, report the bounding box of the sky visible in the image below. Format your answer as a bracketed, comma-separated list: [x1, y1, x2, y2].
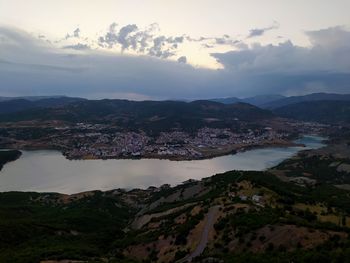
[0, 0, 349, 100]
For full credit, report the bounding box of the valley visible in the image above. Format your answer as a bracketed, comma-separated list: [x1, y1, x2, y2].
[0, 98, 329, 161]
[0, 135, 350, 263]
[1, 2, 350, 262]
[0, 94, 349, 263]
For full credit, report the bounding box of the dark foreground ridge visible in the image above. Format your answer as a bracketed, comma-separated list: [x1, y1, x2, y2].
[1, 134, 350, 263]
[0, 149, 21, 171]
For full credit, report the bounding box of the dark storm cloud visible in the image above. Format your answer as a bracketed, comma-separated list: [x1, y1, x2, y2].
[211, 26, 350, 95]
[213, 26, 350, 73]
[1, 26, 349, 99]
[0, 26, 215, 98]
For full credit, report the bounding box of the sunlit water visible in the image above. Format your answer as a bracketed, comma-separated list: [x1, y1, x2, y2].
[0, 135, 326, 194]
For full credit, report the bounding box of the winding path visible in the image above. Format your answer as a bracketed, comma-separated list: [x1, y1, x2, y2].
[179, 205, 220, 262]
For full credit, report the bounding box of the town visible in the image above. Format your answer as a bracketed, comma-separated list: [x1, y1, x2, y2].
[0, 120, 329, 161]
[62, 127, 292, 160]
[17, 123, 330, 160]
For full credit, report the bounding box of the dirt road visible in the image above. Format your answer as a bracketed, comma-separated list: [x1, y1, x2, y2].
[179, 205, 220, 262]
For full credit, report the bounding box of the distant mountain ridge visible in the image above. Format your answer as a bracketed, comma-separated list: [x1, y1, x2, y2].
[210, 92, 350, 124]
[261, 93, 350, 109]
[244, 95, 286, 106]
[0, 95, 73, 102]
[210, 94, 285, 107]
[0, 96, 86, 114]
[210, 97, 241, 104]
[210, 93, 350, 108]
[1, 93, 350, 125]
[0, 99, 273, 133]
[274, 100, 350, 123]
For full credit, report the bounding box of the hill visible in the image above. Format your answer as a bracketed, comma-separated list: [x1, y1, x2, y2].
[1, 137, 350, 262]
[210, 94, 285, 107]
[274, 100, 350, 123]
[262, 93, 350, 109]
[0, 96, 85, 114]
[210, 97, 241, 104]
[0, 95, 72, 102]
[243, 94, 285, 106]
[0, 99, 274, 132]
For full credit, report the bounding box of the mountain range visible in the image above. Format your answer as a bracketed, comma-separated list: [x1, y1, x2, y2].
[0, 96, 85, 114]
[0, 99, 273, 134]
[210, 93, 350, 109]
[0, 93, 349, 124]
[260, 93, 350, 109]
[0, 95, 71, 102]
[274, 100, 350, 124]
[210, 94, 286, 107]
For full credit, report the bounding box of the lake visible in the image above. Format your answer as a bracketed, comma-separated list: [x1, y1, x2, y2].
[0, 135, 326, 194]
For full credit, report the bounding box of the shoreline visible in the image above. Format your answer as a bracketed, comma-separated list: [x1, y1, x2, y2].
[0, 135, 327, 195]
[3, 139, 304, 162]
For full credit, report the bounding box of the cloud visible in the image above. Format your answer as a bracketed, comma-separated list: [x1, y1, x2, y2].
[0, 26, 350, 99]
[213, 27, 350, 73]
[63, 43, 90, 51]
[185, 34, 241, 49]
[247, 22, 279, 38]
[46, 22, 279, 64]
[211, 26, 350, 95]
[177, 56, 187, 63]
[73, 28, 80, 38]
[97, 22, 244, 58]
[0, 26, 217, 99]
[65, 27, 81, 39]
[114, 24, 138, 50]
[306, 26, 350, 49]
[148, 36, 176, 58]
[98, 22, 184, 58]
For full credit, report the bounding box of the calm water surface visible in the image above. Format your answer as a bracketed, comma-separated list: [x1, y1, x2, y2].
[0, 135, 326, 194]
